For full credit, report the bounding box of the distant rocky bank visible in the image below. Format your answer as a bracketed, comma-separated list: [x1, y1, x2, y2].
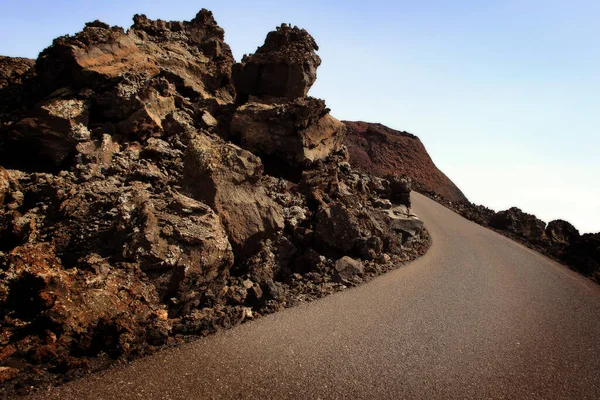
[418, 188, 600, 284]
[0, 10, 429, 395]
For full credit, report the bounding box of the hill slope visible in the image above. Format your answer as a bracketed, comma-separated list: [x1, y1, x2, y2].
[344, 121, 467, 202]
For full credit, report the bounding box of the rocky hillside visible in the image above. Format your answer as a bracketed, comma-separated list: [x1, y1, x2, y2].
[0, 11, 429, 394]
[344, 121, 467, 202]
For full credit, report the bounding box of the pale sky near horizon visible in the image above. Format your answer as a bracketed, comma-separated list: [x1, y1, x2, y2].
[1, 0, 598, 233]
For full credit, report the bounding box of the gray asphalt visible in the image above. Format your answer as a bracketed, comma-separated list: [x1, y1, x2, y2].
[33, 193, 600, 399]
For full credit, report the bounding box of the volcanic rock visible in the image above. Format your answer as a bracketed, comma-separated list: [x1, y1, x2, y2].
[565, 233, 600, 280]
[0, 11, 433, 394]
[0, 243, 168, 361]
[546, 219, 580, 245]
[230, 95, 346, 167]
[182, 132, 284, 257]
[489, 207, 547, 241]
[233, 24, 321, 101]
[334, 256, 364, 280]
[12, 90, 91, 165]
[0, 56, 35, 90]
[387, 174, 412, 207]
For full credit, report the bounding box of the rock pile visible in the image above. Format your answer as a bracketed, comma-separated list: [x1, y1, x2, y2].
[0, 11, 429, 394]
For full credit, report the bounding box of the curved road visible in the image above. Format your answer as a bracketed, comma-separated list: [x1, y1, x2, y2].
[34, 193, 600, 399]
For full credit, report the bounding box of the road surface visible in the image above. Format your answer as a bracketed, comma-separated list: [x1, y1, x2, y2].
[34, 193, 600, 399]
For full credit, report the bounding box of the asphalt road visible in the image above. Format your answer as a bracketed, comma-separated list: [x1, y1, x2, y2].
[33, 193, 600, 399]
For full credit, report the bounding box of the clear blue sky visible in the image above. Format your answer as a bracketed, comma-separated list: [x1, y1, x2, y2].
[1, 0, 598, 232]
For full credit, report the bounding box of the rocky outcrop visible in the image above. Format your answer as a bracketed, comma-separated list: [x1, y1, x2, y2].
[344, 121, 468, 202]
[0, 56, 35, 90]
[232, 24, 320, 101]
[183, 133, 284, 256]
[2, 10, 235, 170]
[546, 220, 579, 245]
[230, 97, 346, 166]
[489, 207, 547, 242]
[230, 24, 345, 167]
[0, 11, 430, 395]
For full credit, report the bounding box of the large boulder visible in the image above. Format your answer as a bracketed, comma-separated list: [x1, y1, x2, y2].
[546, 219, 580, 245]
[489, 207, 546, 241]
[130, 10, 235, 103]
[0, 56, 35, 90]
[334, 256, 364, 281]
[36, 11, 234, 102]
[12, 89, 91, 165]
[233, 24, 321, 101]
[36, 21, 159, 91]
[384, 206, 424, 244]
[183, 133, 284, 257]
[387, 174, 412, 207]
[115, 188, 234, 298]
[230, 97, 346, 166]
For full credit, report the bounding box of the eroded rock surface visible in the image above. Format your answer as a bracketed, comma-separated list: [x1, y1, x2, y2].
[232, 24, 320, 100]
[230, 97, 346, 166]
[489, 207, 547, 242]
[0, 10, 430, 395]
[183, 133, 284, 256]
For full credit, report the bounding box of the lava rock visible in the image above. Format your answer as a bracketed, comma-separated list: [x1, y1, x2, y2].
[546, 219, 580, 245]
[334, 256, 364, 280]
[230, 97, 346, 166]
[489, 207, 547, 241]
[183, 132, 284, 257]
[233, 24, 321, 101]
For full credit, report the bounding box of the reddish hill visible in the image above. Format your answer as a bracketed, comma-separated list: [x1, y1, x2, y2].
[343, 121, 467, 202]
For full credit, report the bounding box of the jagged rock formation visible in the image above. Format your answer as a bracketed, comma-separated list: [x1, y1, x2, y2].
[230, 25, 345, 167]
[0, 11, 429, 394]
[344, 121, 468, 202]
[489, 207, 547, 242]
[232, 24, 320, 101]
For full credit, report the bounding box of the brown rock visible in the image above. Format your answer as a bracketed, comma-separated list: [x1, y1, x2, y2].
[334, 256, 364, 280]
[230, 97, 346, 166]
[489, 207, 547, 241]
[115, 82, 177, 139]
[546, 219, 580, 245]
[116, 188, 234, 297]
[0, 366, 19, 383]
[233, 24, 321, 100]
[183, 133, 284, 256]
[12, 90, 91, 165]
[131, 10, 235, 103]
[0, 243, 167, 359]
[36, 23, 159, 90]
